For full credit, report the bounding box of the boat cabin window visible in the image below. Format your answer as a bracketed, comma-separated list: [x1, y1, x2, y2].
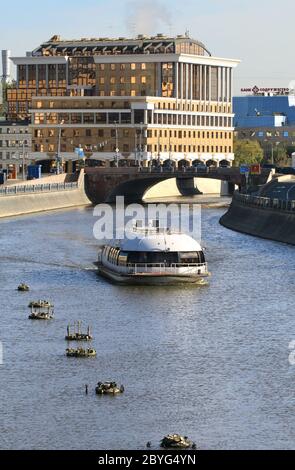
[179, 251, 205, 264]
[123, 251, 205, 265]
[118, 251, 128, 266]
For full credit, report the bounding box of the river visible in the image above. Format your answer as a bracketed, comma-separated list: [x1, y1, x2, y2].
[0, 204, 295, 450]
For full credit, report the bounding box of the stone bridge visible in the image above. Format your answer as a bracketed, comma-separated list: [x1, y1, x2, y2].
[84, 167, 271, 204]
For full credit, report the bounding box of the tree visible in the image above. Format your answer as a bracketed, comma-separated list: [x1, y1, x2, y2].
[0, 80, 17, 117]
[233, 139, 264, 167]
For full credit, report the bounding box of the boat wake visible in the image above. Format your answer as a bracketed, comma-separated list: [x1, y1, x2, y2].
[0, 255, 95, 272]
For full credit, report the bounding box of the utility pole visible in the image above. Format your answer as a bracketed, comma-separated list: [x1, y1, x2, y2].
[57, 120, 64, 175]
[22, 140, 25, 181]
[115, 121, 119, 168]
[139, 122, 143, 168]
[134, 132, 138, 166]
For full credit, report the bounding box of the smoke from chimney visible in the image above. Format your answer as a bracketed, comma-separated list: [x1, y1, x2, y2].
[126, 0, 173, 36]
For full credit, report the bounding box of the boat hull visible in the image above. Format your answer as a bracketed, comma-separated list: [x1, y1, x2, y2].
[96, 264, 209, 286]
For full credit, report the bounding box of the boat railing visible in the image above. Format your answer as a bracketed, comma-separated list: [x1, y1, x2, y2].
[126, 262, 207, 274]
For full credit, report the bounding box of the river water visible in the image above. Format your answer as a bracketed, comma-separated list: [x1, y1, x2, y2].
[0, 204, 295, 450]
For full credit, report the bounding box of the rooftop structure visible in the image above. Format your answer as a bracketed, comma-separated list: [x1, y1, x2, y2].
[31, 34, 211, 57]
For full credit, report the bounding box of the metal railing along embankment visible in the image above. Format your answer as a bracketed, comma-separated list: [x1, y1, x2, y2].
[234, 191, 295, 213]
[0, 182, 79, 197]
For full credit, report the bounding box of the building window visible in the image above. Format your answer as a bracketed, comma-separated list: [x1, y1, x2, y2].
[131, 77, 136, 84]
[131, 90, 136, 96]
[86, 129, 92, 137]
[110, 64, 116, 71]
[141, 76, 146, 84]
[131, 63, 136, 70]
[141, 63, 146, 70]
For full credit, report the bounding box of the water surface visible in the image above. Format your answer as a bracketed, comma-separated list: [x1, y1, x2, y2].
[0, 206, 294, 450]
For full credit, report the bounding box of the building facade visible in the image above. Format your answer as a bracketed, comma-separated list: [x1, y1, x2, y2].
[8, 34, 239, 167]
[233, 95, 295, 154]
[234, 95, 295, 128]
[0, 121, 32, 178]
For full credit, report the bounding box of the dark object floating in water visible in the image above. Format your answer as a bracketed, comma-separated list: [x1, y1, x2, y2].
[18, 284, 30, 292]
[160, 434, 195, 449]
[95, 382, 125, 395]
[66, 348, 97, 358]
[29, 310, 54, 320]
[28, 300, 53, 309]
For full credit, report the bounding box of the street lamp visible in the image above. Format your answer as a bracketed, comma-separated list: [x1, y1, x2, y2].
[139, 122, 143, 168]
[16, 140, 30, 180]
[57, 120, 65, 175]
[134, 132, 138, 166]
[264, 139, 274, 165]
[114, 121, 119, 168]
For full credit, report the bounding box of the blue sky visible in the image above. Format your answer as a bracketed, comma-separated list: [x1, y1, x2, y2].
[1, 0, 294, 94]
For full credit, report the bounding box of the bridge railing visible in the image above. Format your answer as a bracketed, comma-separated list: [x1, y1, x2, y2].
[86, 166, 230, 175]
[234, 191, 295, 212]
[0, 181, 79, 197]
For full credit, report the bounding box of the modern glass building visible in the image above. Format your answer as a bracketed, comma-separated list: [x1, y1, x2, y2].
[233, 95, 295, 152]
[233, 95, 295, 128]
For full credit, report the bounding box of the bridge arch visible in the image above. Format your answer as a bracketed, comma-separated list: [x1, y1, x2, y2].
[178, 159, 190, 170]
[163, 159, 177, 169]
[206, 159, 217, 168]
[219, 159, 231, 168]
[192, 159, 205, 167]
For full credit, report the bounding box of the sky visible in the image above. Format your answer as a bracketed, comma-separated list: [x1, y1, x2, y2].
[0, 0, 294, 95]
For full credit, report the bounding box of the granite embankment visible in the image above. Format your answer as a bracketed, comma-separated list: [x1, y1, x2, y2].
[0, 171, 91, 218]
[220, 192, 295, 245]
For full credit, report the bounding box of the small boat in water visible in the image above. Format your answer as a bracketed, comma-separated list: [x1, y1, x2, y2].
[29, 308, 54, 320]
[95, 381, 125, 395]
[95, 220, 209, 285]
[28, 300, 53, 309]
[65, 321, 93, 341]
[160, 434, 195, 449]
[18, 283, 30, 292]
[66, 348, 97, 358]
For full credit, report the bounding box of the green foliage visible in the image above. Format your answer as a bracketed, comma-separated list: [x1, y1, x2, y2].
[233, 139, 264, 167]
[0, 80, 16, 116]
[264, 143, 292, 166]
